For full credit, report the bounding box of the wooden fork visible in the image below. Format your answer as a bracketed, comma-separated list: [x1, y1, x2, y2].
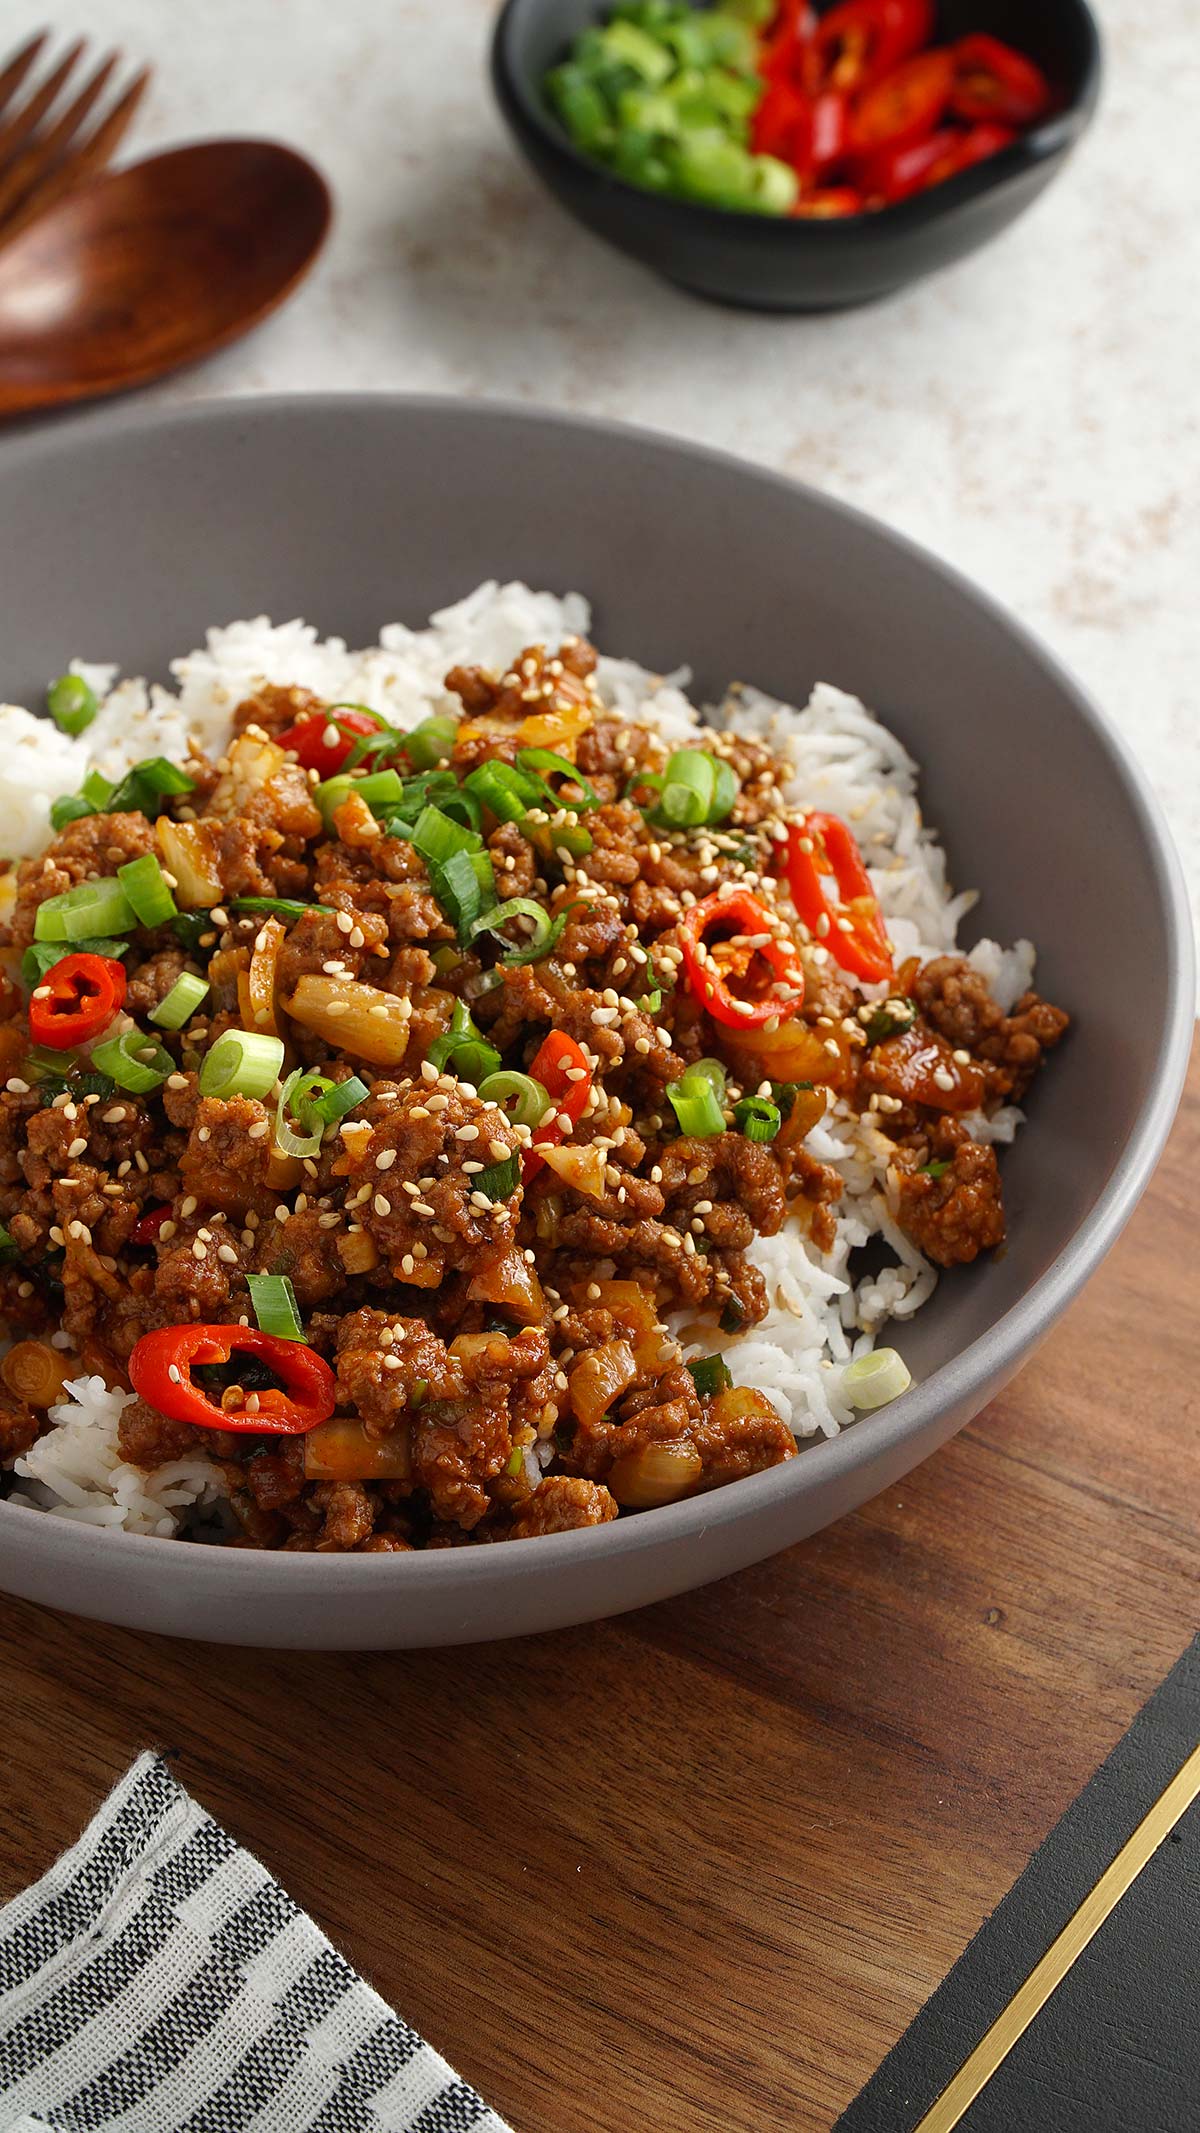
[0, 30, 150, 253]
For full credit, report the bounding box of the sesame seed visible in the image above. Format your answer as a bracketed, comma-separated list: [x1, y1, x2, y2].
[192, 1240, 206, 1260]
[455, 1123, 479, 1142]
[167, 1073, 188, 1090]
[5, 1077, 30, 1094]
[168, 1363, 182, 1385]
[275, 1203, 290, 1224]
[217, 1244, 238, 1264]
[67, 1136, 87, 1158]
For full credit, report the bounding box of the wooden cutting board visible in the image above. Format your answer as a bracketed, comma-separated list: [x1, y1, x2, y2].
[1, 1043, 1196, 2133]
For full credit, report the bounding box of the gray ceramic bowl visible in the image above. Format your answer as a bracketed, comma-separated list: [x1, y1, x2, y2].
[0, 396, 1191, 1647]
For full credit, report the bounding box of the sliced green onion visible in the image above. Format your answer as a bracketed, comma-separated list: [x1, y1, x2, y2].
[105, 757, 195, 815]
[515, 748, 602, 812]
[919, 1158, 951, 1180]
[91, 1027, 173, 1093]
[149, 972, 210, 1030]
[477, 1154, 519, 1201]
[117, 853, 178, 928]
[25, 1044, 79, 1080]
[402, 714, 459, 770]
[666, 1073, 726, 1138]
[410, 803, 482, 863]
[687, 1353, 733, 1398]
[245, 1271, 304, 1342]
[842, 1347, 912, 1411]
[274, 1068, 326, 1159]
[82, 768, 116, 810]
[504, 1445, 525, 1478]
[733, 1095, 781, 1143]
[34, 878, 136, 942]
[354, 768, 408, 812]
[49, 794, 95, 831]
[22, 937, 129, 987]
[769, 1079, 813, 1119]
[689, 1057, 727, 1099]
[0, 1222, 19, 1260]
[638, 946, 664, 1014]
[198, 1029, 285, 1101]
[172, 911, 215, 954]
[708, 757, 739, 823]
[657, 749, 716, 828]
[426, 1001, 501, 1085]
[477, 1071, 551, 1128]
[314, 773, 352, 824]
[464, 761, 544, 824]
[865, 1000, 916, 1045]
[429, 847, 496, 946]
[230, 897, 333, 923]
[310, 1075, 370, 1125]
[47, 673, 99, 736]
[469, 897, 576, 968]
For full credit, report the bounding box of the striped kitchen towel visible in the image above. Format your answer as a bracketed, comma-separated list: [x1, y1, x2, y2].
[0, 1754, 512, 2133]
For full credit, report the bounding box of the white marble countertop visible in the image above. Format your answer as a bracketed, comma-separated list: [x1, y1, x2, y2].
[8, 0, 1198, 946]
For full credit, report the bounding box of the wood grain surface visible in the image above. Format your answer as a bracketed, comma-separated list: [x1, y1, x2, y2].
[2, 1046, 1196, 2133]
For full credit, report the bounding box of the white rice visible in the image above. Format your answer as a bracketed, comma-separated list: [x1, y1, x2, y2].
[0, 580, 1039, 1529]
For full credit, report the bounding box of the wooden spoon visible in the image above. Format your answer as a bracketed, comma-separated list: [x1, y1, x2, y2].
[0, 139, 331, 417]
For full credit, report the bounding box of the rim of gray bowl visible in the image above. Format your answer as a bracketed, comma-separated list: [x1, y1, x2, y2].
[491, 0, 1104, 235]
[0, 391, 1191, 1595]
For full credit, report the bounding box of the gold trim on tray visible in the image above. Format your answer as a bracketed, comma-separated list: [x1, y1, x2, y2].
[914, 1740, 1200, 2133]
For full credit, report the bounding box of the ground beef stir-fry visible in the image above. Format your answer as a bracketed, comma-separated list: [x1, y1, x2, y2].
[0, 640, 1067, 1548]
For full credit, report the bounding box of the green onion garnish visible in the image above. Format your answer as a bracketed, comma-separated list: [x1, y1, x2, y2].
[315, 766, 408, 826]
[733, 1095, 781, 1143]
[689, 1057, 727, 1099]
[310, 1075, 369, 1125]
[477, 1070, 551, 1129]
[274, 1067, 328, 1159]
[476, 1154, 519, 1201]
[0, 1222, 19, 1260]
[82, 768, 116, 809]
[865, 1000, 916, 1045]
[425, 1000, 501, 1085]
[245, 1271, 305, 1342]
[47, 673, 99, 736]
[90, 1027, 174, 1093]
[230, 897, 333, 923]
[638, 947, 665, 1014]
[49, 794, 95, 831]
[34, 878, 136, 943]
[149, 972, 210, 1030]
[687, 1353, 733, 1399]
[919, 1158, 951, 1179]
[468, 896, 576, 967]
[464, 760, 544, 824]
[21, 937, 129, 987]
[198, 1029, 285, 1102]
[172, 911, 215, 954]
[25, 1044, 79, 1080]
[645, 748, 740, 830]
[842, 1347, 912, 1411]
[666, 1073, 726, 1138]
[104, 757, 196, 815]
[117, 853, 178, 929]
[505, 1445, 525, 1478]
[515, 748, 602, 812]
[410, 802, 481, 864]
[402, 714, 459, 771]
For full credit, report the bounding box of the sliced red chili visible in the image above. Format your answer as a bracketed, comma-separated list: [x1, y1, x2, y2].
[522, 1028, 594, 1182]
[851, 48, 954, 155]
[279, 706, 383, 778]
[793, 184, 864, 217]
[680, 889, 806, 1031]
[128, 1323, 336, 1436]
[950, 34, 1051, 127]
[28, 951, 126, 1050]
[751, 78, 813, 167]
[812, 0, 932, 95]
[131, 1204, 172, 1247]
[811, 90, 851, 170]
[925, 120, 1018, 185]
[759, 0, 818, 89]
[858, 124, 960, 203]
[784, 814, 893, 985]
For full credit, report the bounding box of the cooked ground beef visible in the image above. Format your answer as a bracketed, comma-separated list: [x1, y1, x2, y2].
[0, 633, 1066, 1548]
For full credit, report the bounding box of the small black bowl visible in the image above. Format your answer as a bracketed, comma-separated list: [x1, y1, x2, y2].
[491, 0, 1101, 311]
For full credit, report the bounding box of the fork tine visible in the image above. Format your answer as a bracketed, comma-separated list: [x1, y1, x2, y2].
[0, 37, 85, 170]
[0, 51, 119, 222]
[0, 64, 152, 251]
[0, 30, 50, 123]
